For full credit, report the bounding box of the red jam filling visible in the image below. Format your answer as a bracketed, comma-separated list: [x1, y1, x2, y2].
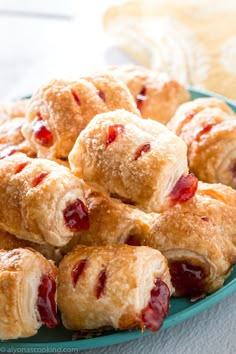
[0, 146, 18, 160]
[141, 278, 170, 332]
[195, 123, 215, 142]
[63, 198, 89, 231]
[106, 124, 125, 146]
[230, 161, 236, 179]
[14, 162, 29, 174]
[98, 91, 106, 102]
[71, 89, 81, 106]
[96, 270, 107, 299]
[201, 216, 209, 222]
[37, 274, 59, 328]
[33, 113, 53, 147]
[170, 174, 198, 204]
[136, 85, 147, 110]
[32, 171, 49, 187]
[134, 143, 151, 160]
[169, 261, 206, 298]
[125, 235, 141, 246]
[72, 259, 87, 287]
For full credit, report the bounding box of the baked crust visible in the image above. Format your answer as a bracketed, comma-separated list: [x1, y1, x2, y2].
[0, 153, 88, 246]
[0, 99, 29, 124]
[58, 244, 171, 330]
[0, 248, 57, 339]
[22, 74, 139, 160]
[69, 109, 188, 212]
[168, 98, 236, 187]
[108, 65, 190, 124]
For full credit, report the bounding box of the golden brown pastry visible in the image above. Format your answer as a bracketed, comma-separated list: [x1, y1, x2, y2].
[69, 109, 198, 212]
[22, 74, 139, 160]
[0, 229, 62, 264]
[0, 153, 89, 247]
[168, 98, 236, 188]
[0, 117, 35, 159]
[58, 244, 171, 332]
[0, 99, 29, 124]
[147, 183, 236, 298]
[108, 65, 190, 124]
[0, 248, 58, 339]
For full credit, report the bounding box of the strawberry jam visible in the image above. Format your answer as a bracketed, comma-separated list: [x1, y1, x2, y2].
[14, 162, 29, 174]
[195, 123, 215, 142]
[33, 114, 53, 147]
[72, 259, 87, 287]
[125, 235, 141, 246]
[134, 143, 151, 160]
[32, 171, 49, 187]
[106, 124, 124, 146]
[96, 270, 107, 299]
[71, 89, 81, 106]
[63, 199, 89, 231]
[98, 91, 106, 102]
[136, 85, 147, 110]
[37, 274, 59, 328]
[141, 278, 170, 332]
[170, 174, 198, 204]
[0, 146, 18, 160]
[169, 261, 206, 298]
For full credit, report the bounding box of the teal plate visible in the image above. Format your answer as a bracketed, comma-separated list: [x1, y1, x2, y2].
[1, 88, 236, 352]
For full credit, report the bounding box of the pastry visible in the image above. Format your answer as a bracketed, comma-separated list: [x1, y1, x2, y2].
[168, 98, 236, 188]
[0, 248, 58, 339]
[0, 99, 29, 123]
[58, 244, 172, 332]
[0, 153, 89, 247]
[147, 184, 236, 298]
[22, 74, 139, 160]
[0, 229, 62, 264]
[69, 109, 197, 212]
[108, 65, 190, 124]
[0, 117, 35, 159]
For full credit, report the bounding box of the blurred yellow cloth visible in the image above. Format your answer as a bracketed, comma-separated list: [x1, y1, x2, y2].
[104, 0, 236, 100]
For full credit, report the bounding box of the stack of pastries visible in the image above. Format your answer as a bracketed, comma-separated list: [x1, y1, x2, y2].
[0, 65, 236, 340]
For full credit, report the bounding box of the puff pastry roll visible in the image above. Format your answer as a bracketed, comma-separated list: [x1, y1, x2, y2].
[69, 109, 198, 212]
[22, 74, 139, 160]
[147, 185, 236, 299]
[0, 153, 89, 247]
[0, 99, 29, 124]
[168, 98, 236, 187]
[0, 117, 35, 159]
[108, 65, 190, 124]
[58, 245, 171, 332]
[0, 248, 58, 339]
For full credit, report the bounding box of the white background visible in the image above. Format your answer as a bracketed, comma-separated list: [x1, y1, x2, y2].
[0, 1, 235, 353]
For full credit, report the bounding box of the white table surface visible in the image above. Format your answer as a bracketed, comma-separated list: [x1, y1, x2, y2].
[0, 1, 236, 353]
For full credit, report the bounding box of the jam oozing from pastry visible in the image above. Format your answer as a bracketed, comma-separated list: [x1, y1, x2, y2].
[32, 171, 49, 187]
[98, 91, 106, 102]
[0, 146, 18, 160]
[72, 259, 87, 287]
[169, 261, 206, 298]
[170, 174, 198, 204]
[71, 89, 81, 106]
[106, 124, 125, 146]
[63, 199, 89, 231]
[201, 216, 209, 222]
[37, 274, 59, 328]
[134, 143, 151, 160]
[33, 113, 53, 147]
[14, 162, 29, 174]
[96, 269, 107, 299]
[136, 85, 147, 110]
[141, 278, 170, 332]
[125, 235, 141, 246]
[195, 123, 215, 142]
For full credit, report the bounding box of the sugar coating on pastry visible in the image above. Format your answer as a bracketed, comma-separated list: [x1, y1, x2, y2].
[69, 109, 189, 212]
[108, 65, 190, 124]
[0, 99, 29, 124]
[0, 248, 58, 339]
[22, 74, 139, 160]
[0, 153, 89, 247]
[58, 244, 171, 332]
